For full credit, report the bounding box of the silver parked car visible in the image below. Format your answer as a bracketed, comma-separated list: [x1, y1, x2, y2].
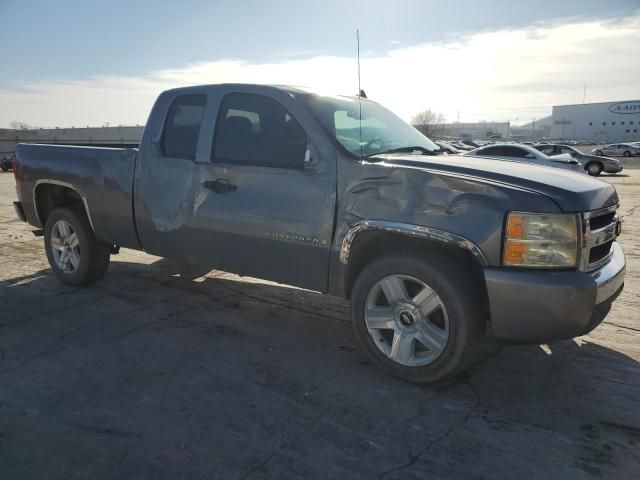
[592, 143, 640, 157]
[534, 144, 622, 176]
[463, 144, 584, 173]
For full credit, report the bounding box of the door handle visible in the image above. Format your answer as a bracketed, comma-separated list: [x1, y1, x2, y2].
[203, 179, 237, 194]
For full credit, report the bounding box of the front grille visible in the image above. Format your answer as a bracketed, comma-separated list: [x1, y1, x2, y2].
[589, 212, 616, 231]
[589, 240, 614, 264]
[580, 206, 619, 271]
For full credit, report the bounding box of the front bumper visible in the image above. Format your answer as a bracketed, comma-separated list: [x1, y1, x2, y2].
[484, 242, 625, 343]
[604, 163, 623, 173]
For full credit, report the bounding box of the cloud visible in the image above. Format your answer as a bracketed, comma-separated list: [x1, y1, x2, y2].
[1, 13, 639, 128]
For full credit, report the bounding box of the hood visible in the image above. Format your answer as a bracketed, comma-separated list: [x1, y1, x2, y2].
[373, 154, 618, 212]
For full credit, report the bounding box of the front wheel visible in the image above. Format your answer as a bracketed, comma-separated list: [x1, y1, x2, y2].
[44, 207, 111, 285]
[350, 252, 485, 383]
[623, 151, 631, 157]
[586, 162, 603, 176]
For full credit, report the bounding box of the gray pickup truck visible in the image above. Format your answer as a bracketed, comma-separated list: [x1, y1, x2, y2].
[12, 84, 626, 383]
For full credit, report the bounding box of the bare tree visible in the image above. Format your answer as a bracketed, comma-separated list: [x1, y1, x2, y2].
[411, 109, 446, 136]
[10, 121, 33, 130]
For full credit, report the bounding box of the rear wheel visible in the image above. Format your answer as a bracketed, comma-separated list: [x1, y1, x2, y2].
[351, 252, 485, 383]
[44, 207, 111, 285]
[586, 162, 603, 176]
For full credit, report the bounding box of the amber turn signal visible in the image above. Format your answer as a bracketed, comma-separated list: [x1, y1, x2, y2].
[506, 214, 525, 239]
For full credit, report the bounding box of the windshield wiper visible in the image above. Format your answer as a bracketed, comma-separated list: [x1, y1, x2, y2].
[363, 146, 438, 158]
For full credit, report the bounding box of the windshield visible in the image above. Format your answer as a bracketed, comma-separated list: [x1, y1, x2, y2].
[297, 93, 439, 157]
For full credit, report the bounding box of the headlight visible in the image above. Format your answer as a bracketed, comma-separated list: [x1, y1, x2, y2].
[503, 212, 579, 268]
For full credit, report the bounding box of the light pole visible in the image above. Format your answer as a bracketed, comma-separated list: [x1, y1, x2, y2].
[531, 118, 535, 140]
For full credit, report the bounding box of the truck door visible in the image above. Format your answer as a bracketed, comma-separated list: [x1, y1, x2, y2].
[134, 92, 210, 260]
[187, 90, 336, 292]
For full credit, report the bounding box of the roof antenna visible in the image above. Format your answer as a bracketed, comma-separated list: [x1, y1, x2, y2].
[357, 29, 364, 157]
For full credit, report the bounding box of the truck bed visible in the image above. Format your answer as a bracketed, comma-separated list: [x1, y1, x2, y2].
[14, 143, 141, 249]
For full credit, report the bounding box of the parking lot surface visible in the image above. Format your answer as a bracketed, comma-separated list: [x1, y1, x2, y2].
[1, 171, 639, 479]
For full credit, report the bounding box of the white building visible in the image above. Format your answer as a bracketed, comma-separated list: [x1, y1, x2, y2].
[428, 122, 511, 140]
[0, 125, 144, 155]
[549, 100, 640, 142]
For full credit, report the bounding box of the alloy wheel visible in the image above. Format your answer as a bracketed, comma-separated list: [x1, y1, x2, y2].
[50, 220, 81, 273]
[364, 274, 449, 367]
[588, 163, 601, 175]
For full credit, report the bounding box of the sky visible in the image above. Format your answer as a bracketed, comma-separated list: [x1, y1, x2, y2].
[1, 0, 639, 128]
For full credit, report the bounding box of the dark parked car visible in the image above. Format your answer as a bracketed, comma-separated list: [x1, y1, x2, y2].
[535, 144, 622, 176]
[12, 84, 625, 383]
[1, 154, 15, 172]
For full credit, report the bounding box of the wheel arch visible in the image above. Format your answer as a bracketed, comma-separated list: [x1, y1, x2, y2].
[33, 180, 95, 232]
[340, 221, 488, 300]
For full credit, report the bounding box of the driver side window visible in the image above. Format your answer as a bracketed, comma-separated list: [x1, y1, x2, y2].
[211, 93, 308, 169]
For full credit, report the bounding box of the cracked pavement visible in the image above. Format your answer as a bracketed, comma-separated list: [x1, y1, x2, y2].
[1, 171, 639, 479]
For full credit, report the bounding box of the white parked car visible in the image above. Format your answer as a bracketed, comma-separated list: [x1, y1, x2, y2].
[592, 143, 640, 157]
[462, 144, 584, 173]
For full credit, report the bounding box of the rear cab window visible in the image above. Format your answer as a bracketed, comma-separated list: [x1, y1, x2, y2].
[162, 94, 207, 159]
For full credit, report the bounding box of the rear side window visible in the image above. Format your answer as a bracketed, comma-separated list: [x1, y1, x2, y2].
[479, 146, 502, 156]
[503, 146, 529, 158]
[539, 146, 554, 155]
[212, 93, 308, 169]
[162, 94, 206, 159]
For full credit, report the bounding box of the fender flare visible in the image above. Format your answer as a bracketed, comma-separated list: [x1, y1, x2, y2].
[339, 220, 488, 266]
[33, 179, 96, 232]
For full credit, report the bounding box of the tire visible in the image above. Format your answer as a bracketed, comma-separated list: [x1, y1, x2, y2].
[44, 206, 111, 285]
[623, 151, 631, 157]
[595, 150, 603, 156]
[586, 162, 603, 176]
[350, 252, 485, 383]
